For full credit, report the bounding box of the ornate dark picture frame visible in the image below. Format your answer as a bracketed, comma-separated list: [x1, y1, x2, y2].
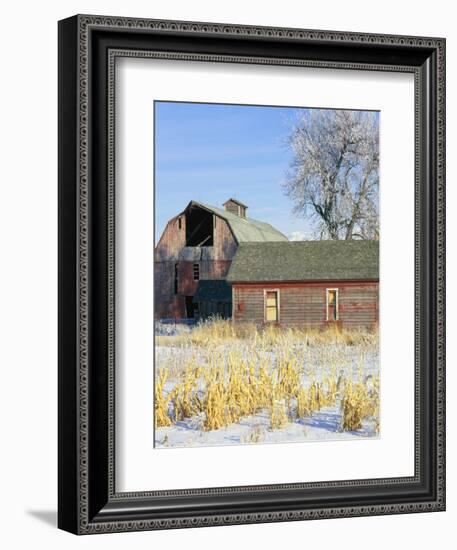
[58, 14, 446, 534]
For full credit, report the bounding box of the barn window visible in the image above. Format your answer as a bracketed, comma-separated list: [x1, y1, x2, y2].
[178, 217, 182, 230]
[265, 290, 279, 322]
[326, 289, 339, 321]
[193, 263, 200, 281]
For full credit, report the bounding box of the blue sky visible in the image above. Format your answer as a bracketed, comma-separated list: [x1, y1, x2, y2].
[154, 101, 313, 242]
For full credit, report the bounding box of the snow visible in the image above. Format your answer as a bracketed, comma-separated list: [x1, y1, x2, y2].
[155, 402, 378, 449]
[154, 327, 379, 449]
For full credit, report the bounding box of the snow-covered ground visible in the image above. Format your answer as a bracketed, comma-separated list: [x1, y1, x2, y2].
[155, 404, 378, 449]
[154, 325, 379, 449]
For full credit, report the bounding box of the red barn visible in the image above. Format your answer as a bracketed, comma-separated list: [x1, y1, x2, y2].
[154, 199, 288, 320]
[226, 241, 379, 329]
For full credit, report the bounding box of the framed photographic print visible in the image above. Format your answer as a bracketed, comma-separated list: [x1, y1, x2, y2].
[58, 14, 446, 534]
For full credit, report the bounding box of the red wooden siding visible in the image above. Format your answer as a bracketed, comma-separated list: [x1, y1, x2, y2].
[155, 215, 187, 262]
[338, 284, 379, 327]
[213, 216, 238, 260]
[155, 212, 237, 319]
[232, 281, 378, 329]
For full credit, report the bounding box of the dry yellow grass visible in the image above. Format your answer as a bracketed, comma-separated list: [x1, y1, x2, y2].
[156, 318, 377, 349]
[154, 319, 379, 434]
[154, 369, 172, 428]
[171, 364, 200, 421]
[270, 399, 289, 430]
[340, 376, 380, 432]
[203, 375, 227, 430]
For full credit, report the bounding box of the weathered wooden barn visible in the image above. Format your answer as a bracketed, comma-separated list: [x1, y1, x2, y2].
[154, 198, 288, 320]
[226, 241, 379, 329]
[155, 199, 379, 328]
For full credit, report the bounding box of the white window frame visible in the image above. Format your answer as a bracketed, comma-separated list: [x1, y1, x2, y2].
[326, 288, 339, 321]
[264, 288, 280, 323]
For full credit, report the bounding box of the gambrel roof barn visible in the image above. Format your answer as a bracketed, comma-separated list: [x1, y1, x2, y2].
[155, 199, 287, 320]
[182, 200, 288, 244]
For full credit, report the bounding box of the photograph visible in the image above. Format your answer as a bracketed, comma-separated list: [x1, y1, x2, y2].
[54, 8, 445, 537]
[154, 101, 380, 448]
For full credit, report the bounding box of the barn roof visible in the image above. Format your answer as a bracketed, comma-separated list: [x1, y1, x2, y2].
[188, 201, 288, 243]
[193, 280, 232, 303]
[223, 198, 248, 208]
[227, 241, 379, 282]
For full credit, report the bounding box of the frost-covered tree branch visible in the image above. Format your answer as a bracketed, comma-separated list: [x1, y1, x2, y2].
[282, 109, 379, 240]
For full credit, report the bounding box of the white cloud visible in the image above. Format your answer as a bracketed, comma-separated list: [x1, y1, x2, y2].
[288, 230, 311, 241]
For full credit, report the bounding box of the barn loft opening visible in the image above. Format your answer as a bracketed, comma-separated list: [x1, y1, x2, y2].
[186, 205, 214, 247]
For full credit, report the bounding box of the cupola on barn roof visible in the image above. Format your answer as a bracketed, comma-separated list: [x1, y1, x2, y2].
[223, 198, 248, 208]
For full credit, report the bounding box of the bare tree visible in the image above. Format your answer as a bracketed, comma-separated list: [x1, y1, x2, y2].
[283, 109, 379, 240]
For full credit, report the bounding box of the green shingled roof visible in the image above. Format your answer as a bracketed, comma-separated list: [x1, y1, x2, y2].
[226, 241, 379, 282]
[191, 201, 288, 243]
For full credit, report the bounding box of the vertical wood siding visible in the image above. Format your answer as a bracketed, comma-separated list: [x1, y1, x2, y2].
[155, 211, 238, 319]
[155, 215, 187, 262]
[213, 215, 238, 260]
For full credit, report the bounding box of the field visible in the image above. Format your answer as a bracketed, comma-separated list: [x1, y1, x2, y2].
[154, 318, 379, 448]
